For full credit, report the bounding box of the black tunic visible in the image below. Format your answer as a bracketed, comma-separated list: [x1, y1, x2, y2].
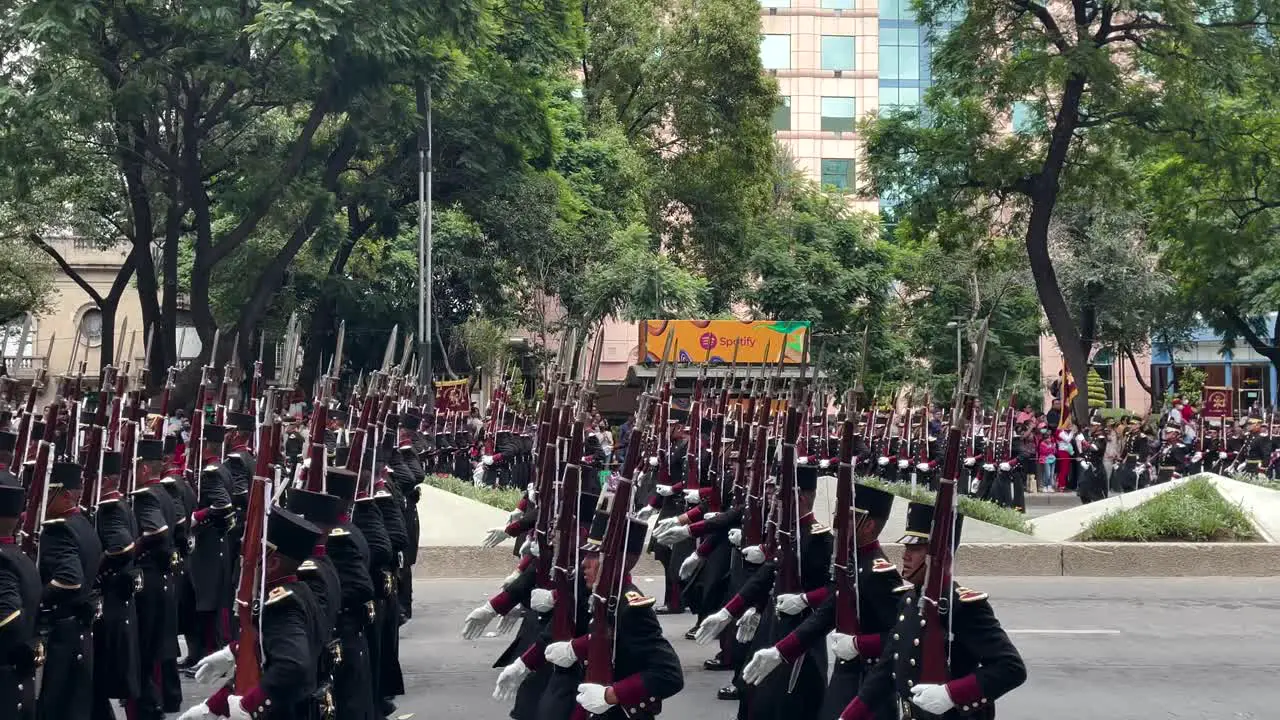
[298, 553, 342, 711]
[327, 523, 377, 720]
[592, 582, 684, 720]
[0, 540, 41, 720]
[851, 584, 1026, 720]
[133, 482, 180, 716]
[92, 497, 141, 702]
[38, 511, 102, 720]
[190, 465, 234, 613]
[352, 499, 395, 702]
[239, 580, 325, 720]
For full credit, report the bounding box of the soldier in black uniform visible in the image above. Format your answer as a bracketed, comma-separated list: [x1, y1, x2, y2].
[286, 487, 344, 719]
[371, 443, 407, 707]
[352, 466, 396, 717]
[1232, 417, 1270, 475]
[391, 412, 425, 621]
[185, 425, 235, 667]
[0, 478, 40, 720]
[37, 460, 103, 720]
[835, 503, 1026, 720]
[740, 484, 900, 720]
[323, 467, 378, 720]
[179, 508, 327, 720]
[133, 438, 181, 720]
[87, 450, 141, 720]
[1155, 426, 1191, 483]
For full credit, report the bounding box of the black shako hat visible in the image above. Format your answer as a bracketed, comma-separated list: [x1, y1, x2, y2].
[0, 469, 20, 489]
[266, 507, 324, 564]
[0, 483, 24, 516]
[163, 435, 180, 457]
[286, 488, 344, 529]
[401, 413, 421, 431]
[137, 439, 165, 462]
[203, 425, 228, 444]
[581, 507, 648, 554]
[853, 483, 895, 521]
[796, 464, 819, 492]
[576, 489, 601, 528]
[101, 451, 122, 476]
[50, 461, 83, 490]
[0, 432, 16, 453]
[333, 446, 351, 467]
[227, 412, 256, 432]
[325, 467, 359, 506]
[899, 501, 964, 548]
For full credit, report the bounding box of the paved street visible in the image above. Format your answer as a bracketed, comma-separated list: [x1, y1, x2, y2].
[246, 576, 1280, 720]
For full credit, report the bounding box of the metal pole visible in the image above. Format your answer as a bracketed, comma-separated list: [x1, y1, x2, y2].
[417, 80, 434, 403]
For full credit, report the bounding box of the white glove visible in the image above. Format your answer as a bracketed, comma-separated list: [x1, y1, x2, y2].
[982, 463, 995, 472]
[998, 462, 1011, 472]
[178, 703, 212, 720]
[728, 528, 742, 546]
[576, 683, 613, 715]
[654, 517, 679, 537]
[819, 459, 831, 469]
[897, 459, 910, 469]
[658, 524, 691, 546]
[518, 537, 540, 557]
[695, 608, 733, 645]
[493, 658, 530, 701]
[704, 511, 720, 521]
[482, 527, 509, 548]
[530, 588, 554, 613]
[877, 456, 890, 467]
[496, 606, 524, 635]
[193, 645, 235, 686]
[1192, 452, 1203, 463]
[736, 607, 761, 643]
[968, 477, 980, 494]
[828, 632, 859, 661]
[483, 454, 495, 466]
[964, 456, 976, 467]
[1080, 461, 1091, 471]
[916, 462, 930, 472]
[910, 683, 956, 714]
[507, 508, 523, 522]
[679, 553, 704, 580]
[545, 641, 578, 668]
[227, 695, 251, 720]
[463, 602, 498, 639]
[648, 456, 659, 467]
[472, 463, 487, 486]
[655, 484, 674, 496]
[636, 506, 657, 522]
[741, 545, 765, 564]
[1219, 451, 1229, 460]
[683, 489, 701, 504]
[742, 647, 783, 685]
[775, 593, 807, 615]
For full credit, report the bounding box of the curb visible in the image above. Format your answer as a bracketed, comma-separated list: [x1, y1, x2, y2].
[414, 542, 1280, 578]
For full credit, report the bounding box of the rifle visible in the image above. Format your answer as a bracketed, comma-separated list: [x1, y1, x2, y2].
[833, 387, 862, 634]
[19, 398, 59, 558]
[305, 322, 344, 492]
[234, 397, 276, 694]
[580, 479, 636, 718]
[919, 319, 989, 689]
[12, 335, 53, 472]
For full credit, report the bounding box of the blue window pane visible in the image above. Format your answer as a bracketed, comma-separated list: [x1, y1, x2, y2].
[821, 97, 857, 132]
[772, 96, 792, 130]
[899, 86, 920, 105]
[879, 87, 898, 107]
[823, 0, 855, 7]
[880, 45, 898, 77]
[760, 34, 791, 69]
[821, 36, 856, 70]
[821, 159, 856, 191]
[898, 46, 920, 79]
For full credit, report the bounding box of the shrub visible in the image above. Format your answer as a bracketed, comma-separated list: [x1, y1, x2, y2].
[857, 477, 1033, 534]
[424, 473, 524, 511]
[1078, 476, 1256, 542]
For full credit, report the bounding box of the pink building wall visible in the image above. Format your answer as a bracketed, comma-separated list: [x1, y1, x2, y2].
[1038, 334, 1152, 415]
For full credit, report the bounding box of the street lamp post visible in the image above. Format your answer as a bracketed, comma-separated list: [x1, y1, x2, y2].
[946, 320, 963, 388]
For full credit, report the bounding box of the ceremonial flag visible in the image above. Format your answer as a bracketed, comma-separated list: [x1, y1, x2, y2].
[435, 378, 470, 413]
[1203, 386, 1233, 419]
[1058, 369, 1078, 429]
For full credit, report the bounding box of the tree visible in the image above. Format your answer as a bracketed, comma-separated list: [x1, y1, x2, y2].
[1087, 367, 1107, 408]
[0, 238, 55, 326]
[860, 0, 1280, 425]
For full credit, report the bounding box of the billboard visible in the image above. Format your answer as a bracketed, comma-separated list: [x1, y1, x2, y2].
[639, 320, 810, 364]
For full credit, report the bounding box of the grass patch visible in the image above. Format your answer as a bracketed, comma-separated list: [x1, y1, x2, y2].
[1229, 473, 1280, 492]
[424, 473, 524, 511]
[1078, 476, 1257, 542]
[857, 477, 1034, 534]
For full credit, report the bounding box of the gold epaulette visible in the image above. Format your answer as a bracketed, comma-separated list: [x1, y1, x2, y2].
[329, 527, 349, 537]
[871, 558, 897, 573]
[810, 523, 831, 535]
[624, 590, 656, 608]
[892, 582, 914, 594]
[299, 560, 318, 572]
[265, 586, 293, 606]
[957, 586, 988, 603]
[0, 609, 19, 627]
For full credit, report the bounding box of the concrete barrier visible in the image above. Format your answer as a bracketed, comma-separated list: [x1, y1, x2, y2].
[415, 542, 1280, 578]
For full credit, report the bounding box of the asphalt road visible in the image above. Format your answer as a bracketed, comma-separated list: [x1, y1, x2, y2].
[160, 576, 1280, 719]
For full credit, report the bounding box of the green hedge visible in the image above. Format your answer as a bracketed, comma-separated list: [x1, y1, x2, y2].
[1230, 472, 1280, 492]
[1079, 476, 1257, 542]
[424, 473, 524, 511]
[857, 477, 1034, 534]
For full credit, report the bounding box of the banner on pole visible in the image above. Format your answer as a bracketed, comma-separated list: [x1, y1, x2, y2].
[435, 378, 471, 413]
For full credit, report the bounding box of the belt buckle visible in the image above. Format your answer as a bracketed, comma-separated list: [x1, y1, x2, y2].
[331, 640, 343, 666]
[33, 641, 46, 668]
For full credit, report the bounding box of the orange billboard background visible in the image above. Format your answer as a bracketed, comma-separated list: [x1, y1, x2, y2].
[639, 320, 811, 364]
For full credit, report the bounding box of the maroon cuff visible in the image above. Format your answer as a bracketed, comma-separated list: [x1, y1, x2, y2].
[840, 697, 872, 720]
[854, 633, 882, 658]
[517, 497, 529, 512]
[519, 642, 546, 671]
[724, 594, 746, 618]
[946, 673, 983, 705]
[775, 631, 805, 662]
[688, 521, 708, 538]
[687, 506, 704, 522]
[648, 495, 661, 509]
[192, 509, 209, 524]
[516, 555, 533, 572]
[610, 673, 649, 706]
[492, 452, 505, 463]
[698, 486, 714, 498]
[695, 539, 714, 557]
[803, 587, 829, 607]
[490, 591, 516, 616]
[504, 520, 523, 535]
[207, 686, 231, 716]
[571, 634, 589, 659]
[670, 482, 685, 493]
[240, 685, 268, 714]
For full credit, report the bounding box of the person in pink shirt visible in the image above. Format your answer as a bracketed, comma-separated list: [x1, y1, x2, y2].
[1036, 430, 1056, 492]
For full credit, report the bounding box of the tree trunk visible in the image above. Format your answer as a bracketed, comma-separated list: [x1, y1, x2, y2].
[1026, 72, 1091, 427]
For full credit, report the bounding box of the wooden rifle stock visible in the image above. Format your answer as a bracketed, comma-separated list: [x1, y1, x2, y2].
[234, 474, 269, 692]
[549, 462, 582, 640]
[832, 396, 860, 634]
[19, 401, 59, 557]
[582, 478, 635, 687]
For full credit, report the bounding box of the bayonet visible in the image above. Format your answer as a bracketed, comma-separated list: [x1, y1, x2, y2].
[382, 325, 399, 373]
[333, 321, 346, 380]
[114, 316, 129, 366]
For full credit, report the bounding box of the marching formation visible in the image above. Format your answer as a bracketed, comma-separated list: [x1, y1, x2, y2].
[0, 323, 431, 720]
[476, 328, 1029, 720]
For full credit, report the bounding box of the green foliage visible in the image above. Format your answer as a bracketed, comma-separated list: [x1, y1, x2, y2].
[1087, 368, 1107, 409]
[1170, 366, 1208, 407]
[857, 477, 1033, 534]
[1079, 477, 1256, 542]
[0, 239, 54, 325]
[578, 224, 709, 322]
[424, 473, 524, 511]
[1229, 473, 1280, 492]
